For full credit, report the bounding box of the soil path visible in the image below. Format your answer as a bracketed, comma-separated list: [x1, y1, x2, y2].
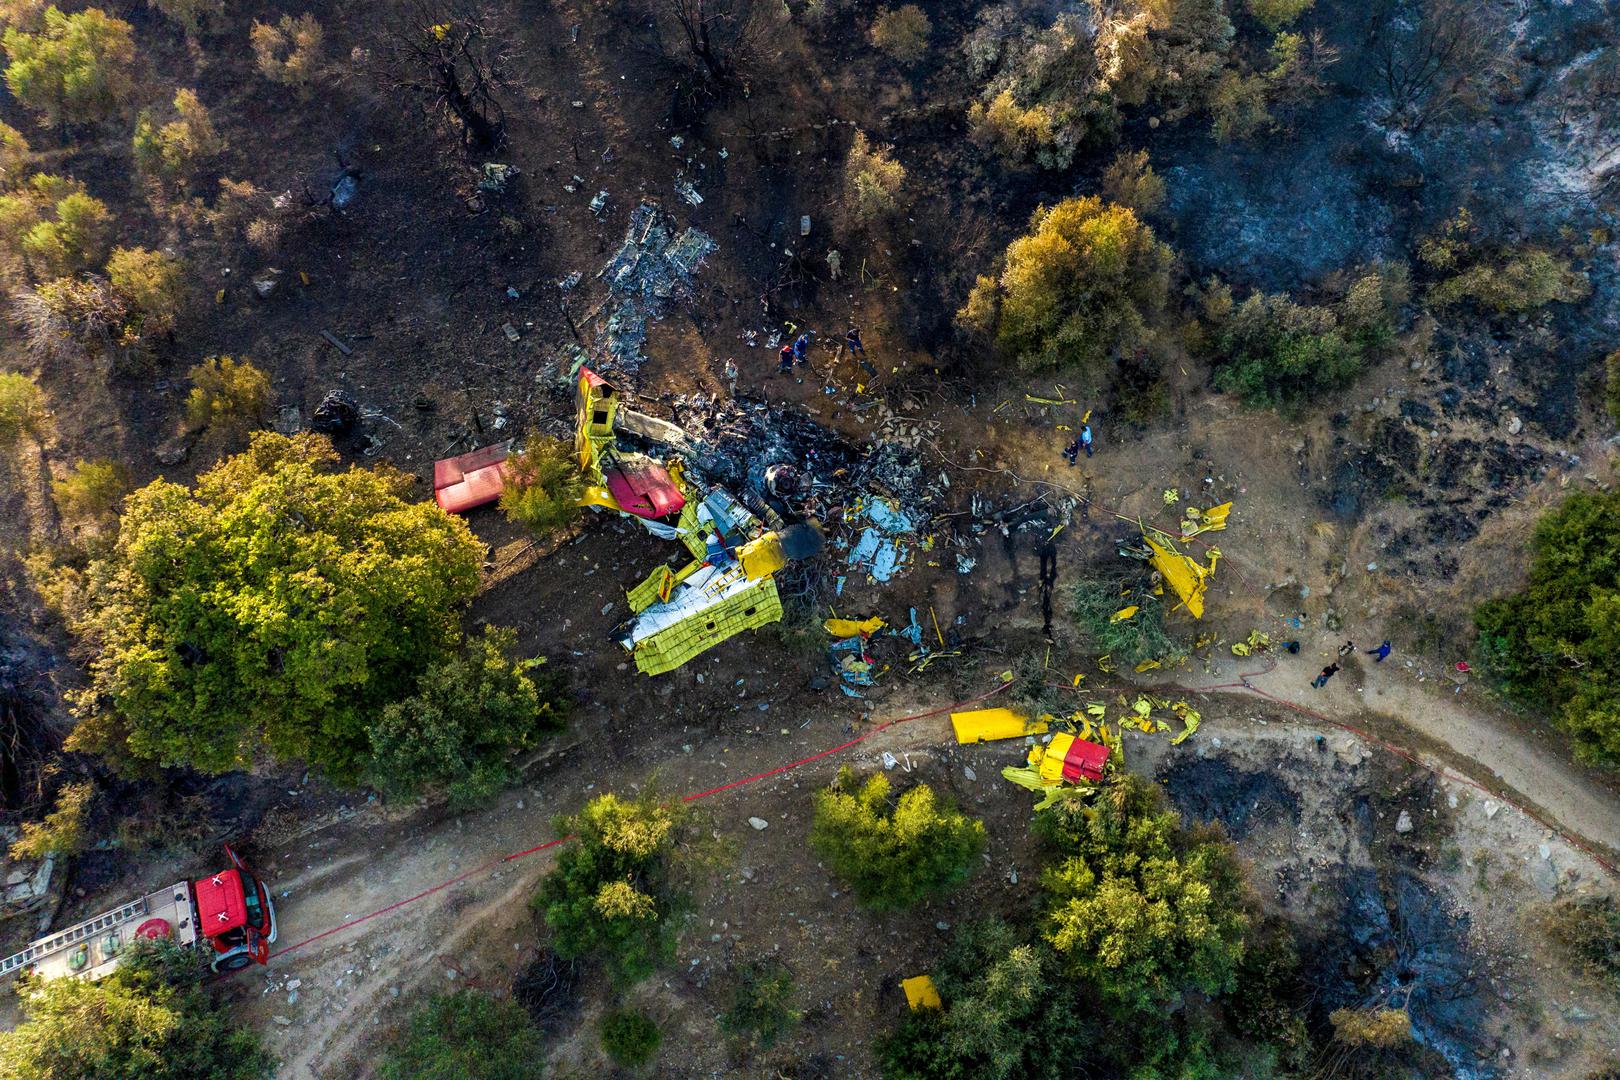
[1190, 644, 1620, 864]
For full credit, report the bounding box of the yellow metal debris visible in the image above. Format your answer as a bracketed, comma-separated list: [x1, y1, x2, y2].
[951, 708, 1048, 744]
[902, 975, 942, 1011]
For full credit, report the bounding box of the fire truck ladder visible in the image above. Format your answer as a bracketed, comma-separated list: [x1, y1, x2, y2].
[0, 896, 149, 978]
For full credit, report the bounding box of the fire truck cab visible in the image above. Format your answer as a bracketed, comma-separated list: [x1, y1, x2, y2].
[0, 845, 277, 982]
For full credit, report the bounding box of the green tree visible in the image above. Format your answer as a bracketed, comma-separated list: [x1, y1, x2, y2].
[532, 793, 688, 984]
[1100, 150, 1165, 215]
[810, 768, 985, 911]
[1246, 0, 1313, 31]
[1039, 776, 1250, 1012]
[0, 121, 29, 186]
[250, 13, 324, 89]
[1475, 491, 1620, 765]
[107, 247, 187, 338]
[65, 432, 484, 780]
[183, 356, 269, 435]
[7, 780, 92, 860]
[844, 129, 906, 225]
[718, 959, 800, 1049]
[1211, 289, 1363, 408]
[870, 5, 929, 63]
[500, 434, 583, 537]
[1541, 895, 1620, 992]
[2, 6, 135, 125]
[377, 991, 544, 1080]
[600, 1009, 661, 1067]
[366, 626, 568, 808]
[52, 458, 130, 530]
[133, 89, 224, 191]
[0, 939, 276, 1080]
[149, 0, 222, 36]
[0, 371, 50, 447]
[1429, 247, 1589, 314]
[20, 189, 111, 278]
[960, 196, 1172, 381]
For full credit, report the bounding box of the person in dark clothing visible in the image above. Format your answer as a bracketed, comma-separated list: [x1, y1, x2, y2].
[1312, 662, 1340, 689]
[1080, 423, 1093, 457]
[846, 327, 865, 356]
[1338, 640, 1355, 657]
[793, 333, 811, 365]
[1062, 439, 1080, 466]
[1278, 640, 1301, 654]
[778, 344, 794, 374]
[1367, 640, 1393, 662]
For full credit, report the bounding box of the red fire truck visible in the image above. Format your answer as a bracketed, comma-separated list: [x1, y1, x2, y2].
[0, 846, 277, 982]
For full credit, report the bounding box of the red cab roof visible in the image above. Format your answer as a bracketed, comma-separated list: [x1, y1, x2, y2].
[193, 868, 248, 936]
[605, 457, 686, 519]
[1061, 739, 1110, 783]
[433, 443, 512, 514]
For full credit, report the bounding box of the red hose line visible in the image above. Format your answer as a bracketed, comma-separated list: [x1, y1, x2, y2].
[267, 680, 1011, 961]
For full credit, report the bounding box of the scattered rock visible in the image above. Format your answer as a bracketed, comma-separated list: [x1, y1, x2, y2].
[1538, 843, 1551, 860]
[1530, 856, 1559, 899]
[748, 817, 769, 831]
[252, 268, 282, 299]
[1395, 810, 1414, 834]
[1507, 416, 1523, 435]
[331, 175, 358, 209]
[963, 766, 976, 781]
[272, 1015, 292, 1027]
[1484, 801, 1500, 818]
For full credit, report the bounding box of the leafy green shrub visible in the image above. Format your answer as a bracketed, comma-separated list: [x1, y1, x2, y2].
[844, 129, 905, 225]
[150, 0, 222, 35]
[533, 793, 689, 984]
[1542, 895, 1620, 992]
[967, 1, 1231, 168]
[184, 356, 269, 435]
[960, 196, 1172, 382]
[1330, 1007, 1413, 1048]
[378, 991, 544, 1080]
[0, 120, 29, 186]
[0, 371, 49, 446]
[1100, 150, 1165, 215]
[52, 459, 129, 529]
[1475, 491, 1620, 765]
[1246, 0, 1312, 30]
[0, 939, 275, 1079]
[1071, 580, 1185, 667]
[2, 7, 134, 125]
[879, 920, 1087, 1080]
[500, 434, 583, 538]
[1211, 70, 1272, 141]
[0, 176, 113, 279]
[1429, 247, 1590, 314]
[366, 627, 567, 808]
[1210, 290, 1362, 407]
[1338, 262, 1410, 350]
[7, 780, 92, 859]
[810, 768, 985, 911]
[250, 13, 323, 89]
[133, 89, 224, 191]
[869, 5, 929, 62]
[65, 432, 485, 780]
[1039, 775, 1250, 1011]
[718, 959, 800, 1049]
[107, 247, 187, 338]
[600, 1008, 661, 1066]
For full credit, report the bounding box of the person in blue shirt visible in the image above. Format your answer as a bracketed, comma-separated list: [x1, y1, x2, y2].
[1080, 423, 1093, 457]
[1366, 640, 1393, 662]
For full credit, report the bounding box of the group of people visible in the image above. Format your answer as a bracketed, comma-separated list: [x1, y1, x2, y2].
[1062, 424, 1094, 464]
[1312, 638, 1393, 689]
[776, 327, 866, 379]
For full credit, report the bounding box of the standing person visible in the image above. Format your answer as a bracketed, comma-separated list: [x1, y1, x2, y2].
[1080, 423, 1094, 457]
[1312, 662, 1340, 689]
[793, 332, 811, 366]
[1062, 438, 1080, 466]
[846, 326, 866, 358]
[778, 343, 794, 375]
[1366, 640, 1392, 662]
[723, 357, 738, 396]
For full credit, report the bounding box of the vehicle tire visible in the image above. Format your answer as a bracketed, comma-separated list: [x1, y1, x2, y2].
[216, 952, 254, 972]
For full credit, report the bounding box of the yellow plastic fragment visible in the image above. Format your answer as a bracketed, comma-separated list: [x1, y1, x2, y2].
[951, 708, 1048, 745]
[1084, 704, 1107, 719]
[902, 975, 942, 1011]
[1163, 488, 1180, 505]
[1170, 702, 1202, 745]
[824, 616, 885, 638]
[1134, 659, 1161, 672]
[1111, 605, 1140, 623]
